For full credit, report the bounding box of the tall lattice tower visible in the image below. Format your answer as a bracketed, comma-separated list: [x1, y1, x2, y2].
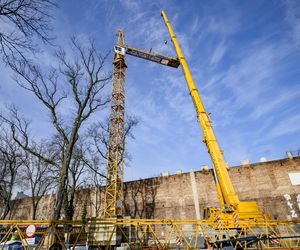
[104, 30, 127, 218]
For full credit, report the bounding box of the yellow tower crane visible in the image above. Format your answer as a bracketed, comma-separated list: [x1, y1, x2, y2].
[104, 29, 179, 218]
[161, 10, 270, 225]
[104, 30, 127, 218]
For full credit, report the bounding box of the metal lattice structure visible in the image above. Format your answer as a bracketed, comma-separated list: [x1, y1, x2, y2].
[104, 29, 127, 218]
[126, 47, 180, 68]
[103, 28, 179, 218]
[1, 219, 300, 249]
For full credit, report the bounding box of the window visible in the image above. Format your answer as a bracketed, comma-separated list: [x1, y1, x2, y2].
[289, 172, 300, 185]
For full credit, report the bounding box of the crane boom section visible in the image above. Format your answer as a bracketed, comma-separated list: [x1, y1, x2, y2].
[126, 47, 180, 68]
[161, 10, 240, 208]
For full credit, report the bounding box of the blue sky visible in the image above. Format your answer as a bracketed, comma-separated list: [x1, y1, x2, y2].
[1, 0, 300, 181]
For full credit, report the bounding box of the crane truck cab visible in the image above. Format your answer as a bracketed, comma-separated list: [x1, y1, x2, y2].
[203, 207, 219, 220]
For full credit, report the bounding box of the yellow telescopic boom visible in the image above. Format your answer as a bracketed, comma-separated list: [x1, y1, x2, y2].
[161, 10, 240, 208]
[161, 10, 264, 219]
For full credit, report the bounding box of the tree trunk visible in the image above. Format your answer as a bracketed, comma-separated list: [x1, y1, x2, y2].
[32, 201, 37, 220]
[0, 202, 10, 219]
[1, 173, 15, 220]
[52, 163, 68, 220]
[52, 136, 78, 220]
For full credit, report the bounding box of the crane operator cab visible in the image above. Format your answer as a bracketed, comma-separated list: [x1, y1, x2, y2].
[114, 45, 126, 56]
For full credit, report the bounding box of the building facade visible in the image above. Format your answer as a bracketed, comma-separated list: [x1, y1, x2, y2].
[7, 156, 300, 221]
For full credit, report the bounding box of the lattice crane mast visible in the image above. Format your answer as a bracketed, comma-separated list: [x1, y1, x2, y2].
[104, 30, 127, 218]
[104, 30, 179, 218]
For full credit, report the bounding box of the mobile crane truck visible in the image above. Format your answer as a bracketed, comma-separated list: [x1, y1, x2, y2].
[161, 10, 271, 229]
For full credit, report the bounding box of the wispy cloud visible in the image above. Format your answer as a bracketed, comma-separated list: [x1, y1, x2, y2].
[267, 113, 300, 139]
[120, 0, 141, 12]
[206, 41, 291, 124]
[284, 0, 300, 46]
[248, 85, 300, 120]
[210, 41, 226, 65]
[191, 15, 199, 35]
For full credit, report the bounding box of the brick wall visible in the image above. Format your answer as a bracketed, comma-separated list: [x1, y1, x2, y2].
[6, 156, 300, 221]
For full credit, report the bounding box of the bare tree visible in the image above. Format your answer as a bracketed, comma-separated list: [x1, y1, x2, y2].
[89, 174, 105, 218]
[0, 0, 56, 64]
[86, 116, 138, 216]
[88, 115, 139, 163]
[0, 125, 25, 219]
[123, 178, 160, 219]
[77, 144, 105, 217]
[64, 140, 88, 221]
[23, 147, 55, 220]
[0, 38, 111, 220]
